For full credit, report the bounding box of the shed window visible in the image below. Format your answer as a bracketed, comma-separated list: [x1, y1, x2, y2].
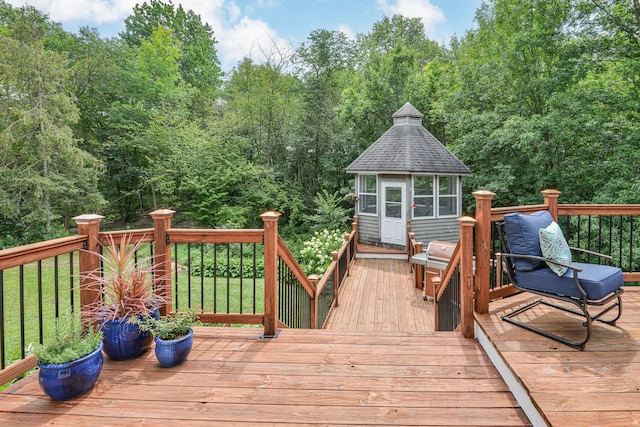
[358, 175, 377, 215]
[412, 176, 434, 218]
[438, 176, 458, 217]
[412, 175, 459, 218]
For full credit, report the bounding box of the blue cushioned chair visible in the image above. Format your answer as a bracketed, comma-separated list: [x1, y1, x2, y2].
[496, 210, 624, 350]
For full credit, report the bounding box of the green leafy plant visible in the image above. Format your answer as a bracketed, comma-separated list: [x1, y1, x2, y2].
[299, 229, 346, 276]
[131, 311, 197, 340]
[31, 313, 103, 365]
[82, 233, 167, 322]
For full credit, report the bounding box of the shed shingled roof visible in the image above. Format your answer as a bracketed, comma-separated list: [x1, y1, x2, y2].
[346, 102, 471, 175]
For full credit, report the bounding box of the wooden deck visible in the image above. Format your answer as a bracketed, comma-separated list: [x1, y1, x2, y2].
[324, 258, 433, 331]
[8, 259, 639, 425]
[0, 327, 528, 426]
[476, 287, 640, 426]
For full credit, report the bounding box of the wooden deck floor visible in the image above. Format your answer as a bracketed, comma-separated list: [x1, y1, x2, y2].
[476, 287, 640, 426]
[5, 258, 639, 425]
[0, 327, 529, 426]
[324, 258, 434, 332]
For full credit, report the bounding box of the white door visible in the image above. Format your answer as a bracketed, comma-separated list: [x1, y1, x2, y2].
[381, 181, 406, 246]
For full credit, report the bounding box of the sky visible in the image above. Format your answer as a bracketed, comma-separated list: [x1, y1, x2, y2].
[6, 0, 483, 71]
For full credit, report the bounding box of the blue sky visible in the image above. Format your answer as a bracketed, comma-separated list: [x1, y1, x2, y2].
[6, 0, 483, 70]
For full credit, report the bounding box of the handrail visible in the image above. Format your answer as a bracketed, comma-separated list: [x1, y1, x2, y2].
[434, 243, 461, 302]
[0, 236, 86, 270]
[276, 236, 315, 297]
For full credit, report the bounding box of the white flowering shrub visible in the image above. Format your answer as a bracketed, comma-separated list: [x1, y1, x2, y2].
[299, 229, 345, 276]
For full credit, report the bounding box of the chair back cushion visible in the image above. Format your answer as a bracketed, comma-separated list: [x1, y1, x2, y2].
[504, 210, 554, 271]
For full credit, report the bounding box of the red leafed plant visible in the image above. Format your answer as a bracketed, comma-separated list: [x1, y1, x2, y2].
[82, 233, 167, 322]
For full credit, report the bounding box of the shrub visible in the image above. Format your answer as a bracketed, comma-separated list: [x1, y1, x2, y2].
[299, 229, 345, 276]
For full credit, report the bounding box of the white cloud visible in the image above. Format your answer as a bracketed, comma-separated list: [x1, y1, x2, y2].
[217, 15, 293, 70]
[5, 0, 290, 71]
[337, 23, 355, 40]
[6, 0, 137, 24]
[376, 0, 446, 37]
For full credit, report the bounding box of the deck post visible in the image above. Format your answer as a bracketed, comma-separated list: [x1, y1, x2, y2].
[73, 214, 104, 320]
[352, 216, 359, 253]
[472, 190, 495, 315]
[261, 211, 281, 338]
[150, 209, 175, 316]
[309, 274, 318, 328]
[459, 216, 476, 338]
[414, 241, 424, 290]
[542, 189, 561, 222]
[332, 251, 340, 307]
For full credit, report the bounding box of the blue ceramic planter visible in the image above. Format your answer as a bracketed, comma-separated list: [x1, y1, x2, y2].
[154, 328, 193, 368]
[38, 342, 104, 401]
[101, 317, 153, 360]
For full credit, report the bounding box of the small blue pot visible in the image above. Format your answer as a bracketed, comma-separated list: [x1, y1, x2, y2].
[101, 317, 153, 360]
[154, 329, 193, 368]
[38, 342, 104, 401]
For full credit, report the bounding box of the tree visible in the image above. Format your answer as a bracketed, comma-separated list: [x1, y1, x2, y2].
[0, 4, 103, 241]
[121, 0, 221, 117]
[293, 29, 355, 204]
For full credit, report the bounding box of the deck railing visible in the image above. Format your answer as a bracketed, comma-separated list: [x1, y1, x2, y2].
[431, 217, 475, 337]
[472, 190, 640, 316]
[0, 210, 358, 385]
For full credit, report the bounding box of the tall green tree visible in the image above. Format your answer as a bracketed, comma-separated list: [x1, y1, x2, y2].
[293, 29, 355, 204]
[338, 15, 441, 149]
[0, 5, 103, 241]
[121, 0, 221, 117]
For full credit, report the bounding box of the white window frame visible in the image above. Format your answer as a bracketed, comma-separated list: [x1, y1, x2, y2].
[357, 174, 377, 216]
[437, 175, 459, 218]
[412, 175, 435, 219]
[412, 175, 459, 219]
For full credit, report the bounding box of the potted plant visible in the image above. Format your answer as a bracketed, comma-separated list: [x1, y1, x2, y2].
[82, 233, 167, 360]
[31, 313, 104, 401]
[132, 311, 197, 367]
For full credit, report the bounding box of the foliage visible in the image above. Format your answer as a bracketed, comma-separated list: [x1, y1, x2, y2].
[190, 256, 265, 279]
[131, 311, 196, 340]
[299, 229, 345, 276]
[82, 233, 167, 321]
[306, 190, 353, 232]
[31, 312, 103, 365]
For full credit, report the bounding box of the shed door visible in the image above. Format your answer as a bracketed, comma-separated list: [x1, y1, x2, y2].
[381, 180, 406, 246]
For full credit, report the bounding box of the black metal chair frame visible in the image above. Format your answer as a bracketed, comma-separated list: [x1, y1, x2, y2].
[496, 221, 623, 350]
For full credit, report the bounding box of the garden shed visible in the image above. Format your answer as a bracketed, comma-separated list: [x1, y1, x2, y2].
[347, 102, 471, 249]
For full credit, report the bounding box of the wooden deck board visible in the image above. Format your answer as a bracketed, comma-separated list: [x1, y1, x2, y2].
[476, 287, 640, 426]
[0, 327, 529, 426]
[325, 259, 434, 332]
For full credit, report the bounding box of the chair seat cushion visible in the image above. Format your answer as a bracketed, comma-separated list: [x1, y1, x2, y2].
[515, 262, 624, 301]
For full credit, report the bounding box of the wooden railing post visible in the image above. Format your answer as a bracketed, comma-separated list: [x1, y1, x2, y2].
[414, 241, 424, 290]
[261, 211, 281, 337]
[73, 214, 104, 320]
[309, 274, 318, 328]
[150, 209, 175, 316]
[459, 216, 476, 338]
[473, 190, 495, 315]
[542, 189, 561, 222]
[344, 232, 351, 275]
[352, 216, 359, 253]
[332, 251, 339, 307]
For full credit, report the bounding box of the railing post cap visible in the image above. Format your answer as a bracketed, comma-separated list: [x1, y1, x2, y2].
[149, 209, 176, 218]
[260, 211, 281, 220]
[458, 216, 477, 225]
[541, 189, 561, 196]
[309, 274, 319, 281]
[72, 214, 104, 224]
[472, 190, 496, 198]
